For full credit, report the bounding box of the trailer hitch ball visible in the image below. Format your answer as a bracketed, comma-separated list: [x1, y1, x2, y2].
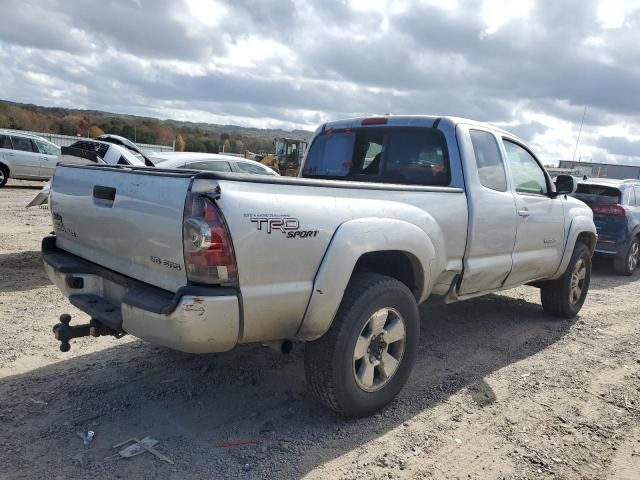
[53, 314, 72, 352]
[53, 314, 91, 353]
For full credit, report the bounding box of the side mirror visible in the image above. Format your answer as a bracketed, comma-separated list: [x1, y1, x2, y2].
[554, 175, 577, 195]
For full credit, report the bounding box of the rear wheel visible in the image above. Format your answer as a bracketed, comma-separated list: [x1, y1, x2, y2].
[613, 238, 639, 276]
[0, 165, 8, 188]
[541, 242, 591, 318]
[304, 273, 419, 418]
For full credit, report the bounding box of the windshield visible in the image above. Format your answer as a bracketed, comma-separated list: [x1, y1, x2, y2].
[302, 127, 450, 186]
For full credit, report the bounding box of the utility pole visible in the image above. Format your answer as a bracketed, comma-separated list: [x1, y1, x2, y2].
[572, 106, 587, 162]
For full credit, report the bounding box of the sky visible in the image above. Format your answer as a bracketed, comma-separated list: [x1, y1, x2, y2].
[1, 0, 640, 165]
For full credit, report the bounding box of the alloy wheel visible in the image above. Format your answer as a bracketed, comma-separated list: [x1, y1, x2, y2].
[569, 258, 587, 305]
[353, 307, 406, 392]
[629, 241, 639, 272]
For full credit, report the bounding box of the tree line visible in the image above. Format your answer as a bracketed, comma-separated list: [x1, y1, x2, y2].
[0, 100, 308, 154]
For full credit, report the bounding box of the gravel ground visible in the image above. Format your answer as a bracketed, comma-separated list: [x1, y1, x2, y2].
[1, 179, 639, 480]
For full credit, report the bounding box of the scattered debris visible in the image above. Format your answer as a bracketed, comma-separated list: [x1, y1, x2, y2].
[113, 437, 174, 465]
[77, 431, 95, 445]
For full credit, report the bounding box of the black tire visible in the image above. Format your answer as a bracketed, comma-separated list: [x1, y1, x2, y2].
[540, 242, 591, 318]
[613, 238, 639, 276]
[0, 164, 8, 188]
[304, 273, 419, 418]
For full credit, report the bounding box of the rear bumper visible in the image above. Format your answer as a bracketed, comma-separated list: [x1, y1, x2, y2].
[595, 235, 632, 257]
[42, 236, 240, 353]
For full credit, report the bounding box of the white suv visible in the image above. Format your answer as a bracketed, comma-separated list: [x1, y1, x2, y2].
[0, 131, 61, 187]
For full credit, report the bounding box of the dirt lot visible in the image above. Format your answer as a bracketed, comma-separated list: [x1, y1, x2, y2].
[1, 179, 639, 479]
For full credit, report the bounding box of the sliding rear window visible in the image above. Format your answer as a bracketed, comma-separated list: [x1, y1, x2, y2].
[302, 127, 450, 186]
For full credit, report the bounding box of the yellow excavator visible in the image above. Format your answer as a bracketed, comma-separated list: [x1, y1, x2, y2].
[245, 137, 308, 176]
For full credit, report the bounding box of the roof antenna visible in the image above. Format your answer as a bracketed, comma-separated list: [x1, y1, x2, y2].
[572, 106, 587, 162]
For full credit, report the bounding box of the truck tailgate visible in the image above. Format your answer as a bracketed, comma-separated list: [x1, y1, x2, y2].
[49, 165, 193, 292]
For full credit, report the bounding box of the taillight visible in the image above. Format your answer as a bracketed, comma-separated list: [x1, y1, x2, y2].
[183, 193, 237, 285]
[591, 204, 627, 217]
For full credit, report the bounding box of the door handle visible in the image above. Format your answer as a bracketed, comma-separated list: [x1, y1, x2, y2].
[8, 153, 15, 156]
[518, 208, 530, 217]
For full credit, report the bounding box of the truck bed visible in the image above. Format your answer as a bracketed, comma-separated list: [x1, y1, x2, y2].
[49, 163, 468, 343]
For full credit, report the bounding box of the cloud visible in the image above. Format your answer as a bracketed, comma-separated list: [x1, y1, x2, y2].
[0, 0, 639, 164]
[596, 136, 640, 158]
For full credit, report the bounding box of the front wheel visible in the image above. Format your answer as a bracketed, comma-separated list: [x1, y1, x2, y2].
[304, 273, 419, 418]
[540, 242, 591, 318]
[613, 238, 639, 276]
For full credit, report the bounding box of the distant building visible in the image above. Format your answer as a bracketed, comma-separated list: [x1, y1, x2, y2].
[557, 160, 640, 180]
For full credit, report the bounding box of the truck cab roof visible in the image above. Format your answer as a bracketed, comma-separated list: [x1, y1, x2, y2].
[322, 115, 519, 140]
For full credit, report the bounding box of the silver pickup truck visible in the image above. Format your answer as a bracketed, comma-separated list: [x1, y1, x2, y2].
[43, 116, 596, 417]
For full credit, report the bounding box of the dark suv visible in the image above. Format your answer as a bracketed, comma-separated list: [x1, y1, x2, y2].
[574, 179, 640, 275]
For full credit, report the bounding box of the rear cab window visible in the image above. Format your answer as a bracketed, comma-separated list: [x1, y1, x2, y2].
[302, 127, 450, 186]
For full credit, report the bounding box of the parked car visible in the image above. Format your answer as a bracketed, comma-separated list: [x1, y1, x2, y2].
[42, 115, 596, 417]
[26, 140, 146, 207]
[0, 130, 61, 187]
[149, 152, 279, 175]
[96, 134, 156, 166]
[573, 179, 640, 275]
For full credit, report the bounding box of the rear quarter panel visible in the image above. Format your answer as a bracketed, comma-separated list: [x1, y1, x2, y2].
[200, 179, 468, 343]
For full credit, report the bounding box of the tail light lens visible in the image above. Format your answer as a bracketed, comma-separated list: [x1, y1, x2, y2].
[183, 193, 237, 285]
[591, 204, 627, 217]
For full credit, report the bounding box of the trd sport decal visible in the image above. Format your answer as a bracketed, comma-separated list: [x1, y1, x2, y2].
[245, 213, 319, 238]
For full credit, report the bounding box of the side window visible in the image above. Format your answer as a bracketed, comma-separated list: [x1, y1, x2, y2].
[383, 130, 450, 185]
[626, 188, 637, 207]
[503, 140, 548, 195]
[0, 135, 12, 149]
[235, 162, 270, 175]
[35, 139, 60, 156]
[187, 161, 232, 172]
[469, 129, 507, 191]
[10, 136, 35, 152]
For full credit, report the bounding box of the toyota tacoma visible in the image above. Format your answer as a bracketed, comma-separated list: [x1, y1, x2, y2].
[42, 116, 596, 417]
